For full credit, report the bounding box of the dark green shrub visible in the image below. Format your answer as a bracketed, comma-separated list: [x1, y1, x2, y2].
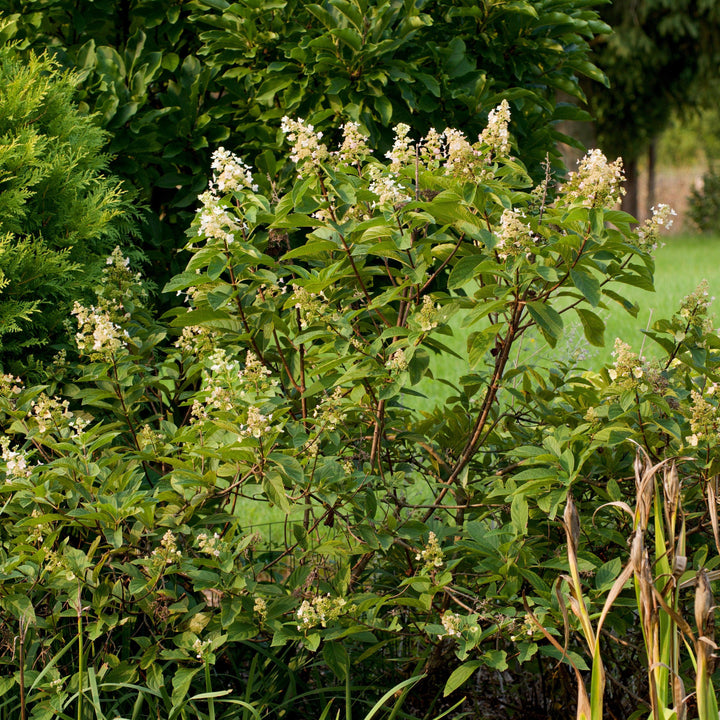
[2, 0, 609, 293]
[0, 44, 134, 367]
[688, 167, 720, 234]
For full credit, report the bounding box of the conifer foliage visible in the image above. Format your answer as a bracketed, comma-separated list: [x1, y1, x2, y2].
[0, 45, 133, 366]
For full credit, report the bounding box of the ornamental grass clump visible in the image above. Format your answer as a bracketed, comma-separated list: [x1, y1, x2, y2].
[0, 104, 702, 718]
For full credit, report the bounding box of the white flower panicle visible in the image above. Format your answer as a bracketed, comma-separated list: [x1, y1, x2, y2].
[151, 530, 182, 565]
[291, 283, 328, 329]
[239, 406, 272, 440]
[73, 302, 129, 356]
[313, 387, 346, 431]
[197, 190, 241, 245]
[106, 246, 130, 269]
[254, 597, 268, 623]
[368, 165, 411, 209]
[686, 381, 720, 447]
[561, 149, 625, 209]
[387, 348, 408, 372]
[385, 123, 415, 172]
[30, 393, 73, 433]
[608, 339, 645, 387]
[496, 208, 533, 259]
[637, 203, 677, 253]
[193, 637, 212, 661]
[415, 531, 444, 571]
[281, 117, 329, 175]
[416, 295, 439, 333]
[442, 128, 477, 178]
[197, 532, 222, 557]
[478, 99, 511, 158]
[336, 121, 371, 165]
[210, 147, 258, 193]
[441, 611, 462, 637]
[296, 594, 348, 630]
[419, 127, 444, 170]
[0, 436, 31, 481]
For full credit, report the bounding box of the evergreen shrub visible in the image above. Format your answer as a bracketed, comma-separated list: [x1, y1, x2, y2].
[0, 44, 134, 367]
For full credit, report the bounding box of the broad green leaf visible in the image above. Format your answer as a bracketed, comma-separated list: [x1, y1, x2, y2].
[444, 660, 482, 696]
[576, 308, 605, 347]
[526, 301, 563, 342]
[570, 268, 601, 306]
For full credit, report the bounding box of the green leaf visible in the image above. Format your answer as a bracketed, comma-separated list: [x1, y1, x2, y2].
[570, 268, 601, 307]
[526, 302, 563, 343]
[323, 642, 349, 680]
[576, 308, 605, 347]
[331, 27, 362, 51]
[511, 494, 528, 536]
[374, 95, 392, 125]
[171, 667, 200, 708]
[444, 661, 482, 696]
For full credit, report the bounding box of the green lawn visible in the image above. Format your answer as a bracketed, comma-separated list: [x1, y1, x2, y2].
[599, 233, 720, 366]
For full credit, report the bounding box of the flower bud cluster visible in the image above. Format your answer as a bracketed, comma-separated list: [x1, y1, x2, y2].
[416, 295, 440, 333]
[674, 281, 715, 340]
[197, 532, 222, 558]
[175, 325, 219, 355]
[291, 284, 328, 329]
[238, 406, 272, 440]
[0, 436, 31, 481]
[44, 548, 76, 582]
[0, 373, 23, 397]
[440, 610, 481, 638]
[386, 348, 409, 372]
[72, 302, 129, 357]
[608, 339, 646, 388]
[561, 149, 625, 209]
[281, 117, 329, 176]
[296, 594, 348, 630]
[103, 247, 146, 309]
[495, 208, 533, 260]
[313, 387, 346, 431]
[686, 383, 720, 447]
[151, 530, 182, 566]
[419, 127, 444, 170]
[441, 611, 462, 636]
[636, 204, 676, 253]
[415, 530, 444, 572]
[254, 597, 268, 623]
[192, 637, 213, 661]
[30, 393, 73, 434]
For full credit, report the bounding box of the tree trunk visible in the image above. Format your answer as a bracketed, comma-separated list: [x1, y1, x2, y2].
[647, 139, 656, 218]
[622, 157, 639, 219]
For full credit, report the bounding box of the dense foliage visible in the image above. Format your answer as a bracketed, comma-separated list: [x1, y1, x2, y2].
[0, 106, 716, 719]
[1, 0, 609, 290]
[0, 44, 134, 368]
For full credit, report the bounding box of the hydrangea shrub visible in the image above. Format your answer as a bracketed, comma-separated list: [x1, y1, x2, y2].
[0, 106, 715, 717]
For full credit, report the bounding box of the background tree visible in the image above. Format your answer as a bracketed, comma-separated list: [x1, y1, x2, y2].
[584, 0, 720, 217]
[2, 0, 609, 292]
